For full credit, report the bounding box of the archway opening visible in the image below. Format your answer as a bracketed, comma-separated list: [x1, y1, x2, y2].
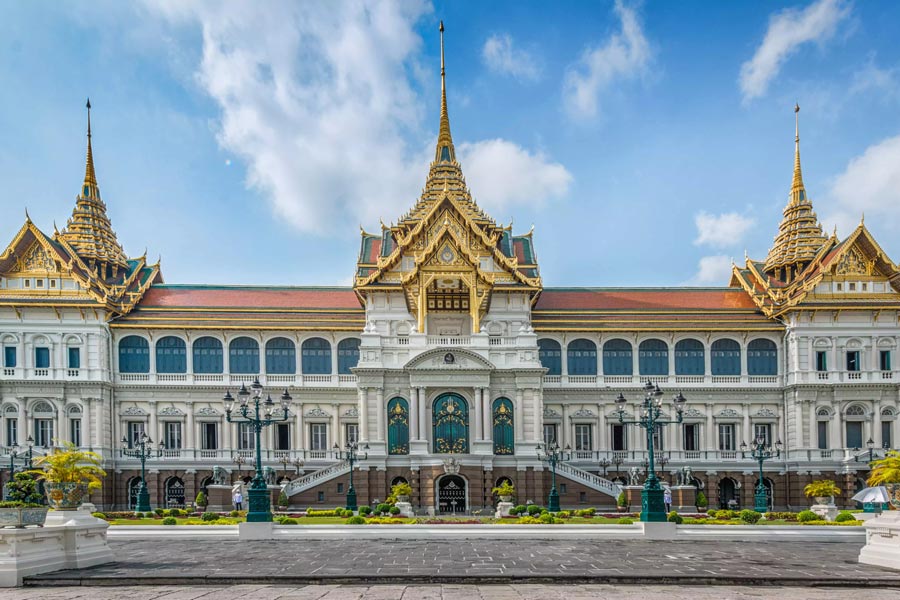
[437, 475, 466, 514]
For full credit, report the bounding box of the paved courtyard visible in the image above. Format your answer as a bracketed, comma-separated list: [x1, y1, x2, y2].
[24, 538, 900, 587]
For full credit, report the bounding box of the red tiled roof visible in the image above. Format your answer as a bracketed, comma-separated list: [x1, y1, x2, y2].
[535, 288, 759, 311]
[137, 285, 362, 309]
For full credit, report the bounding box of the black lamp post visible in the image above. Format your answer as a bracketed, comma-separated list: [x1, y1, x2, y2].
[598, 457, 611, 478]
[616, 382, 686, 522]
[291, 458, 305, 475]
[612, 454, 624, 481]
[855, 438, 878, 464]
[121, 432, 164, 513]
[740, 434, 781, 513]
[224, 378, 292, 523]
[333, 441, 368, 511]
[536, 441, 571, 512]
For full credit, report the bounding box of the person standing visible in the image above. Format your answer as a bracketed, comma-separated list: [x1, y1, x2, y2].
[664, 487, 672, 513]
[234, 489, 243, 511]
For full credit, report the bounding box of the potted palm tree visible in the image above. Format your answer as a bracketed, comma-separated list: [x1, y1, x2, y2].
[868, 450, 900, 509]
[491, 481, 516, 503]
[804, 479, 841, 505]
[26, 443, 106, 510]
[391, 482, 413, 503]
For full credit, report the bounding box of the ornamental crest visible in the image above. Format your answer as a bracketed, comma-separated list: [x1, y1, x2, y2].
[442, 457, 461, 475]
[122, 406, 147, 416]
[755, 408, 777, 418]
[22, 243, 57, 272]
[717, 408, 740, 418]
[343, 407, 359, 418]
[570, 408, 596, 418]
[306, 407, 330, 418]
[683, 408, 704, 418]
[543, 407, 561, 418]
[835, 247, 870, 276]
[158, 406, 183, 416]
[196, 407, 219, 416]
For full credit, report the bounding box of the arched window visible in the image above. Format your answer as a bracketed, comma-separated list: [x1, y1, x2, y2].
[164, 476, 185, 508]
[432, 393, 468, 454]
[390, 476, 409, 488]
[711, 339, 741, 376]
[603, 339, 633, 376]
[639, 339, 668, 376]
[747, 339, 777, 376]
[846, 405, 866, 416]
[387, 397, 409, 455]
[567, 339, 597, 376]
[119, 336, 149, 373]
[301, 338, 332, 374]
[156, 336, 186, 374]
[492, 397, 514, 455]
[538, 339, 562, 376]
[229, 337, 259, 374]
[675, 339, 704, 375]
[337, 339, 360, 374]
[128, 477, 143, 510]
[265, 337, 296, 374]
[192, 337, 223, 374]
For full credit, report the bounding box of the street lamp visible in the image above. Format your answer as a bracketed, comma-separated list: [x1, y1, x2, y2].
[657, 455, 669, 478]
[740, 434, 782, 513]
[615, 381, 687, 522]
[121, 432, 165, 513]
[224, 379, 292, 523]
[232, 454, 246, 479]
[611, 454, 624, 481]
[332, 441, 368, 511]
[291, 458, 305, 475]
[536, 441, 571, 512]
[598, 457, 611, 478]
[855, 438, 878, 464]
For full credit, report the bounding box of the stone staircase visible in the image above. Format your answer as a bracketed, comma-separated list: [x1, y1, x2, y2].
[282, 460, 349, 497]
[557, 461, 622, 499]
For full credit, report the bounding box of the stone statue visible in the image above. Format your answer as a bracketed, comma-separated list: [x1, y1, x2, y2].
[628, 466, 641, 486]
[211, 466, 227, 486]
[263, 466, 277, 485]
[682, 465, 693, 486]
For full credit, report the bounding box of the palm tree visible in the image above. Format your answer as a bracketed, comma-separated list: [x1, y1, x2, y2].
[868, 450, 900, 486]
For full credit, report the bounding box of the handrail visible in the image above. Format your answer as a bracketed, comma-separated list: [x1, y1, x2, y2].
[557, 461, 622, 498]
[282, 460, 349, 497]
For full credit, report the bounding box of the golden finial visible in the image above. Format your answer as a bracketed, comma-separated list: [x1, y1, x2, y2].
[861, 212, 865, 225]
[434, 20, 455, 164]
[24, 208, 31, 223]
[84, 98, 98, 188]
[790, 103, 804, 204]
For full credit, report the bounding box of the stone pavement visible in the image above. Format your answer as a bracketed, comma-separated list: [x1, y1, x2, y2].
[4, 585, 900, 599]
[23, 538, 900, 587]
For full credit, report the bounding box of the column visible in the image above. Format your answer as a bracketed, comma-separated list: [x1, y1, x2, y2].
[331, 404, 339, 448]
[376, 389, 385, 441]
[83, 398, 92, 448]
[875, 400, 884, 447]
[149, 403, 158, 444]
[704, 345, 712, 383]
[705, 404, 714, 451]
[794, 398, 805, 449]
[482, 389, 492, 442]
[742, 404, 751, 446]
[598, 409, 607, 450]
[515, 389, 524, 441]
[532, 388, 541, 442]
[473, 388, 482, 441]
[418, 388, 427, 441]
[409, 387, 418, 441]
[808, 401, 817, 449]
[186, 402, 195, 450]
[295, 409, 304, 450]
[561, 404, 570, 448]
[357, 387, 369, 442]
[223, 418, 232, 452]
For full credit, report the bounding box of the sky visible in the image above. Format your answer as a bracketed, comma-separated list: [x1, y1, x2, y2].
[2, 0, 900, 288]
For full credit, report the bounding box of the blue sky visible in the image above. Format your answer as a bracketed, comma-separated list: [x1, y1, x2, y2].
[2, 0, 900, 287]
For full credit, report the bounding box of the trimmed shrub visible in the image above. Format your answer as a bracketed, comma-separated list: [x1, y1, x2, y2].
[617, 492, 628, 507]
[511, 505, 526, 516]
[695, 491, 708, 508]
[538, 512, 558, 524]
[835, 511, 855, 523]
[765, 511, 798, 522]
[134, 512, 144, 519]
[162, 517, 177, 525]
[667, 511, 683, 524]
[229, 510, 240, 517]
[526, 504, 542, 516]
[200, 512, 219, 522]
[557, 511, 571, 518]
[706, 509, 718, 519]
[389, 506, 401, 515]
[797, 510, 818, 523]
[375, 503, 390, 515]
[346, 516, 366, 525]
[714, 510, 738, 520]
[307, 509, 342, 517]
[516, 516, 541, 524]
[358, 506, 372, 516]
[195, 491, 208, 508]
[280, 518, 299, 525]
[739, 510, 762, 524]
[616, 517, 634, 524]
[91, 512, 108, 520]
[154, 508, 165, 516]
[168, 508, 184, 518]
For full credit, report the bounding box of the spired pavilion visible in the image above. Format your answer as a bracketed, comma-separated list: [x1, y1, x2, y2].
[2, 26, 900, 513]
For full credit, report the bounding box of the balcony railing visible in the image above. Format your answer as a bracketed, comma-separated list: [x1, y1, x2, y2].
[541, 374, 782, 387]
[116, 373, 359, 387]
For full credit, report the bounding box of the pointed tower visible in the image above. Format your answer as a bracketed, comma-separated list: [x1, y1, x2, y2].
[763, 104, 827, 283]
[60, 99, 129, 280]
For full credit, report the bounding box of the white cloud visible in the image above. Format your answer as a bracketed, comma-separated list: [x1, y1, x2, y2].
[693, 211, 755, 248]
[822, 134, 900, 235]
[686, 255, 734, 286]
[144, 1, 570, 235]
[739, 0, 851, 102]
[458, 139, 572, 212]
[482, 33, 540, 81]
[563, 0, 651, 119]
[850, 58, 900, 100]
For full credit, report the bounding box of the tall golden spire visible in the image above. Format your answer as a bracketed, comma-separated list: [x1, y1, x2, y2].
[434, 20, 456, 164]
[61, 99, 129, 279]
[763, 103, 826, 282]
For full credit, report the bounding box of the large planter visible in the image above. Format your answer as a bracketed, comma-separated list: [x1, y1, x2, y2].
[44, 482, 90, 511]
[396, 495, 410, 503]
[885, 484, 900, 509]
[0, 506, 49, 528]
[617, 505, 629, 513]
[499, 495, 512, 503]
[814, 496, 833, 505]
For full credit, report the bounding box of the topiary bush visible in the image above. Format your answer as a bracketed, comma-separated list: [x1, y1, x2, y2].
[134, 512, 144, 519]
[695, 491, 708, 509]
[835, 511, 855, 523]
[162, 517, 177, 525]
[200, 511, 219, 522]
[739, 509, 762, 524]
[797, 509, 818, 523]
[557, 511, 571, 518]
[195, 491, 208, 508]
[527, 504, 541, 516]
[389, 506, 401, 515]
[7, 472, 44, 505]
[168, 508, 183, 517]
[538, 512, 558, 524]
[667, 511, 683, 524]
[511, 505, 526, 516]
[375, 503, 390, 515]
[706, 509, 718, 519]
[617, 517, 634, 524]
[346, 515, 366, 525]
[765, 511, 798, 522]
[358, 506, 372, 516]
[155, 508, 165, 516]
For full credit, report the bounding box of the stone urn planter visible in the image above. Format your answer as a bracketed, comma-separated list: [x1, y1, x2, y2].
[0, 505, 49, 528]
[396, 495, 410, 503]
[814, 495, 833, 506]
[44, 482, 90, 511]
[499, 495, 513, 503]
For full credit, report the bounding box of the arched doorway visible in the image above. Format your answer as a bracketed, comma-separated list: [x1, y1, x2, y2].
[128, 477, 143, 510]
[762, 478, 774, 510]
[432, 393, 469, 454]
[437, 475, 467, 514]
[718, 477, 738, 509]
[165, 477, 185, 508]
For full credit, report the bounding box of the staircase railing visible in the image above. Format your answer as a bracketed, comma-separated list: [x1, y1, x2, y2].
[557, 461, 622, 498]
[282, 460, 349, 497]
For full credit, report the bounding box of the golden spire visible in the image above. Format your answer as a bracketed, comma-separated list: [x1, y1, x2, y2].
[790, 103, 805, 204]
[84, 98, 98, 189]
[434, 20, 456, 164]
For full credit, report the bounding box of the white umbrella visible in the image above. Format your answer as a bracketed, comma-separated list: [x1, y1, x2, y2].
[852, 486, 890, 503]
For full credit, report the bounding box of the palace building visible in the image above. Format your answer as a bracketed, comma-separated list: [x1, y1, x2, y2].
[2, 31, 900, 514]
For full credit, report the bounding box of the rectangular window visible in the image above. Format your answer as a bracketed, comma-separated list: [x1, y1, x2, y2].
[6, 418, 17, 446]
[35, 418, 53, 447]
[579, 491, 587, 503]
[337, 483, 344, 493]
[753, 423, 772, 447]
[127, 421, 145, 448]
[882, 421, 892, 449]
[67, 348, 80, 369]
[201, 422, 218, 450]
[652, 424, 665, 452]
[69, 419, 81, 447]
[574, 424, 592, 451]
[611, 424, 627, 451]
[718, 423, 735, 451]
[847, 351, 860, 372]
[817, 421, 828, 450]
[881, 351, 892, 372]
[3, 347, 15, 368]
[815, 351, 828, 372]
[275, 423, 290, 450]
[34, 347, 50, 369]
[310, 423, 327, 451]
[345, 423, 359, 446]
[543, 424, 558, 446]
[560, 483, 567, 494]
[683, 423, 699, 451]
[317, 491, 325, 502]
[238, 422, 255, 450]
[164, 422, 182, 449]
[846, 421, 863, 449]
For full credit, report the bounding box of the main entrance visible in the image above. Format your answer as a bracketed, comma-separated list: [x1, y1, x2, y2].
[438, 475, 467, 514]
